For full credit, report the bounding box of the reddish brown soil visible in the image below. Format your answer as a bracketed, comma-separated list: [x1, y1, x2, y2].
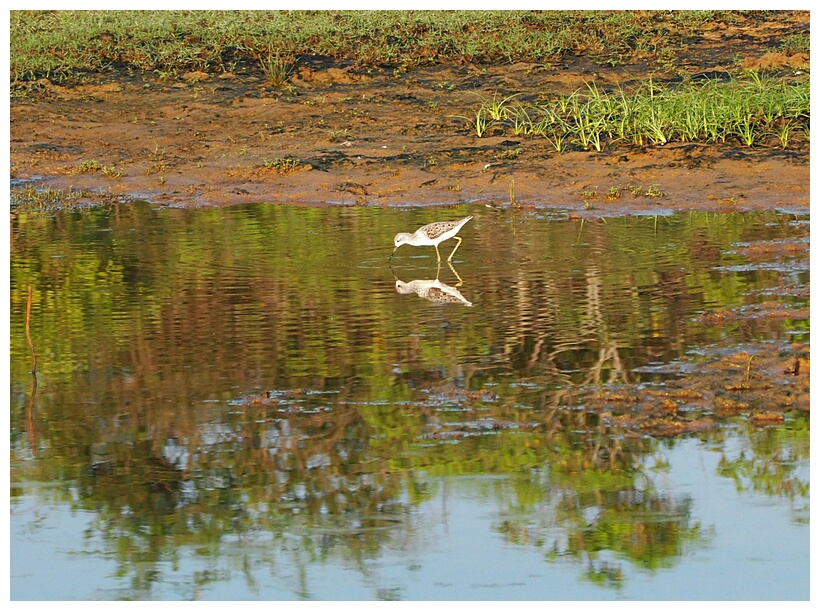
[10, 13, 810, 215]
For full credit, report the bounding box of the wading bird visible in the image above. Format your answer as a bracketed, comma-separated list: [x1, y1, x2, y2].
[391, 215, 473, 263]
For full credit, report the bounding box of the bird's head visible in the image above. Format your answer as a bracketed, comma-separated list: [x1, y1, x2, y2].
[393, 232, 412, 249]
[391, 232, 412, 259]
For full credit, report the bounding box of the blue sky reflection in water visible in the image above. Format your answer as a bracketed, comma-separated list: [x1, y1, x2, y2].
[10, 435, 808, 600]
[9, 203, 809, 600]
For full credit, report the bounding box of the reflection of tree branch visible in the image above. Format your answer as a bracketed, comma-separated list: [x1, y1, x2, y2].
[581, 344, 629, 386]
[488, 261, 634, 402]
[27, 370, 37, 457]
[25, 284, 37, 373]
[25, 284, 38, 455]
[580, 268, 629, 385]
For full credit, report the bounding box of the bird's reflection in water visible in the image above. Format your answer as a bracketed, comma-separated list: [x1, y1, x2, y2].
[394, 262, 473, 306]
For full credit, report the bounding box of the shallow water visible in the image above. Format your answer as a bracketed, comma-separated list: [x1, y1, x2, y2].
[9, 203, 809, 600]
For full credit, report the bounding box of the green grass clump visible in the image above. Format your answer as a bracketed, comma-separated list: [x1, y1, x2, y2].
[470, 73, 809, 151]
[780, 33, 810, 55]
[262, 156, 301, 173]
[10, 184, 102, 210]
[74, 159, 102, 174]
[259, 49, 296, 87]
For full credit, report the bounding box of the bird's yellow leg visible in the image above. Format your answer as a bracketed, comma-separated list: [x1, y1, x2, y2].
[447, 236, 463, 262]
[434, 244, 442, 263]
[447, 261, 464, 285]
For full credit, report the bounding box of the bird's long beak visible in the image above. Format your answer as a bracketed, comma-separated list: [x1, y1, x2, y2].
[389, 246, 397, 260]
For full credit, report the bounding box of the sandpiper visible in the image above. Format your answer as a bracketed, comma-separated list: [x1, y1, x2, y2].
[391, 215, 473, 263]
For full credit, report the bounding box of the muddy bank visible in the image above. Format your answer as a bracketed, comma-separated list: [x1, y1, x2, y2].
[10, 44, 809, 214]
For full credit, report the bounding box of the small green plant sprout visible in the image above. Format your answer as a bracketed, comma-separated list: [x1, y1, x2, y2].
[495, 147, 522, 160]
[262, 156, 301, 173]
[150, 142, 166, 163]
[606, 186, 622, 200]
[541, 125, 569, 152]
[478, 91, 521, 121]
[743, 68, 764, 89]
[507, 104, 535, 136]
[75, 159, 101, 174]
[101, 165, 122, 179]
[645, 184, 664, 198]
[327, 129, 350, 143]
[457, 106, 490, 137]
[777, 120, 795, 149]
[734, 110, 756, 146]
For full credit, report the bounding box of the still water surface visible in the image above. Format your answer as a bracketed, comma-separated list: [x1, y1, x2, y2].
[9, 203, 809, 600]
